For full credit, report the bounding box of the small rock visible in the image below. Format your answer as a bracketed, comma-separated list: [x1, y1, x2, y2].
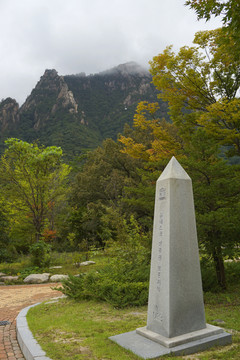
[80, 261, 96, 266]
[45, 300, 60, 304]
[45, 295, 67, 304]
[49, 266, 63, 269]
[0, 272, 6, 277]
[50, 274, 69, 282]
[213, 319, 225, 324]
[1, 276, 19, 282]
[130, 312, 144, 316]
[23, 273, 50, 284]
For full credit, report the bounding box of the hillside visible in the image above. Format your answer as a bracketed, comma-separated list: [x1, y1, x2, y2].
[0, 62, 168, 159]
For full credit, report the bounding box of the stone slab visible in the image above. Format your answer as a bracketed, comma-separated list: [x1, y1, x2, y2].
[136, 323, 223, 348]
[16, 303, 51, 360]
[109, 330, 232, 359]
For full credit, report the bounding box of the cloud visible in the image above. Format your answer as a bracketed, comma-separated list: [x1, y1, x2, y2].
[0, 0, 222, 104]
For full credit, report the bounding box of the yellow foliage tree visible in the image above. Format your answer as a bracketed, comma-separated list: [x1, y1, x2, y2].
[150, 28, 240, 155]
[119, 101, 183, 163]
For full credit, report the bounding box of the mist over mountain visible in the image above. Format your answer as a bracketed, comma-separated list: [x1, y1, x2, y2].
[0, 62, 168, 159]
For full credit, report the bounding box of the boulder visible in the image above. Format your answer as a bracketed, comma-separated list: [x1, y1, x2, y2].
[80, 261, 96, 266]
[1, 275, 19, 282]
[0, 272, 6, 277]
[49, 274, 69, 282]
[23, 273, 50, 284]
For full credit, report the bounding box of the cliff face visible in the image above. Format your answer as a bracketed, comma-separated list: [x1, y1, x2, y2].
[0, 98, 19, 132]
[0, 63, 167, 159]
[19, 69, 78, 130]
[63, 62, 162, 140]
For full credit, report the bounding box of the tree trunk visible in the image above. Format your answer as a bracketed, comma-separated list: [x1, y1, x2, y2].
[33, 211, 44, 243]
[34, 218, 42, 242]
[35, 232, 40, 242]
[213, 247, 227, 290]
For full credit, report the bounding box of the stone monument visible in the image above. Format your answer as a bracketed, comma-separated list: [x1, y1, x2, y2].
[109, 157, 232, 358]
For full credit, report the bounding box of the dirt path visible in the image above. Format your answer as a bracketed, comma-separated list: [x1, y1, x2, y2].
[0, 283, 62, 360]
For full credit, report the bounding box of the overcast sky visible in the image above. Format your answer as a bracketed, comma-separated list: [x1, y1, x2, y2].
[0, 0, 222, 105]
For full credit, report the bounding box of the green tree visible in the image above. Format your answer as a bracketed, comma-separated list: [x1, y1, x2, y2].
[181, 129, 240, 289]
[119, 101, 183, 230]
[186, 0, 240, 55]
[147, 25, 240, 287]
[0, 138, 70, 243]
[71, 138, 141, 208]
[150, 28, 240, 155]
[118, 101, 240, 289]
[0, 200, 12, 262]
[69, 138, 145, 250]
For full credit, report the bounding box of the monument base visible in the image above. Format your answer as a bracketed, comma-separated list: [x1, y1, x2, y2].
[109, 326, 232, 359]
[136, 323, 224, 348]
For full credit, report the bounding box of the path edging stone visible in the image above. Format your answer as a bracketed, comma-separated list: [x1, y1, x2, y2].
[16, 303, 52, 360]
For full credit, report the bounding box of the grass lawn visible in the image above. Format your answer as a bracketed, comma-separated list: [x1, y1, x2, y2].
[27, 284, 240, 360]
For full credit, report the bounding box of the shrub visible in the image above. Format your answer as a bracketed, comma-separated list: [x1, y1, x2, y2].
[29, 240, 51, 268]
[200, 257, 240, 292]
[0, 248, 17, 263]
[18, 266, 41, 280]
[60, 271, 149, 308]
[59, 215, 151, 308]
[94, 278, 149, 308]
[225, 260, 240, 285]
[200, 257, 220, 292]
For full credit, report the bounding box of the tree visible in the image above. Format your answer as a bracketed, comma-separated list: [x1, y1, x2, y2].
[69, 138, 143, 249]
[119, 101, 184, 230]
[181, 129, 240, 289]
[0, 138, 70, 242]
[118, 100, 240, 289]
[150, 28, 240, 155]
[0, 199, 12, 262]
[116, 13, 240, 290]
[185, 0, 240, 55]
[71, 138, 141, 208]
[119, 101, 183, 162]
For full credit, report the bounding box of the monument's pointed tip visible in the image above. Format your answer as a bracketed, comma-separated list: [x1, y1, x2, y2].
[159, 157, 190, 180]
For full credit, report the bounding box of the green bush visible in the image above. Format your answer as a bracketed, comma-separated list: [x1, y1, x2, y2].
[60, 271, 149, 308]
[18, 266, 41, 280]
[0, 247, 17, 263]
[200, 257, 220, 292]
[200, 257, 240, 292]
[29, 241, 51, 268]
[59, 216, 151, 308]
[94, 278, 149, 308]
[225, 260, 240, 285]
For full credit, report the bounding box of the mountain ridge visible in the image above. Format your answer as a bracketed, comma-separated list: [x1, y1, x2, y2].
[0, 62, 167, 159]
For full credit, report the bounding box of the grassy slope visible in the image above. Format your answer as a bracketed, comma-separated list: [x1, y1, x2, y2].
[27, 283, 240, 360]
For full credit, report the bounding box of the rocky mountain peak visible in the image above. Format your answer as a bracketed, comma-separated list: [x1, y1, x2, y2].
[0, 97, 19, 131]
[0, 63, 163, 159]
[42, 69, 58, 79]
[19, 68, 78, 128]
